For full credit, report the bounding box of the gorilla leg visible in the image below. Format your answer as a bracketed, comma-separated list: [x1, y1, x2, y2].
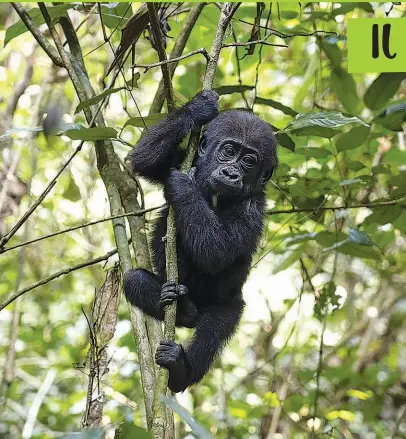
[124, 270, 198, 328]
[155, 298, 244, 392]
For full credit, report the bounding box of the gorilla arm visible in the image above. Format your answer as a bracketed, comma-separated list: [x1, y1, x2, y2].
[130, 91, 219, 184]
[156, 297, 244, 393]
[165, 169, 264, 274]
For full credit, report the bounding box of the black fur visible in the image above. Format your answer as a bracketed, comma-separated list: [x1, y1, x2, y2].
[124, 91, 277, 392]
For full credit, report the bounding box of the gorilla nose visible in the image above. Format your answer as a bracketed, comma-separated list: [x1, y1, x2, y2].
[221, 167, 240, 181]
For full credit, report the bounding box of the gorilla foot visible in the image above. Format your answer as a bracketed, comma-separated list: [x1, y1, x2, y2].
[155, 340, 189, 392]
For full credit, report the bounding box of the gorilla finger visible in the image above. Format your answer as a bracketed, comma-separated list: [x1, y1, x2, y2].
[159, 340, 177, 347]
[162, 280, 176, 289]
[177, 285, 189, 296]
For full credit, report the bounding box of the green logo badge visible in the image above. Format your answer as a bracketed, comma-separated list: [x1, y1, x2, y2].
[348, 19, 406, 73]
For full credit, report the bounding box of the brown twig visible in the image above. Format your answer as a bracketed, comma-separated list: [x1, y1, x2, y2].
[0, 247, 119, 312]
[222, 40, 288, 48]
[1, 205, 164, 255]
[266, 198, 406, 215]
[131, 48, 210, 72]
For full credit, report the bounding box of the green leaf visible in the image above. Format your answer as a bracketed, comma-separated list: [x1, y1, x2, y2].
[126, 72, 141, 88]
[315, 231, 347, 247]
[336, 125, 370, 152]
[75, 88, 125, 114]
[332, 68, 362, 114]
[276, 132, 295, 151]
[120, 422, 152, 439]
[348, 228, 373, 246]
[364, 206, 402, 225]
[314, 281, 339, 320]
[255, 97, 298, 117]
[161, 396, 213, 439]
[286, 232, 317, 246]
[285, 112, 368, 138]
[64, 177, 81, 202]
[347, 161, 365, 171]
[364, 73, 406, 110]
[332, 2, 373, 17]
[124, 113, 166, 128]
[273, 246, 304, 274]
[5, 5, 72, 46]
[374, 100, 406, 132]
[327, 410, 355, 422]
[100, 3, 132, 29]
[336, 242, 381, 260]
[295, 147, 331, 158]
[214, 85, 254, 96]
[62, 127, 117, 141]
[320, 39, 342, 68]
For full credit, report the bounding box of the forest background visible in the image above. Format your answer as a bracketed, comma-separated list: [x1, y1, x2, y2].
[1, 2, 406, 439]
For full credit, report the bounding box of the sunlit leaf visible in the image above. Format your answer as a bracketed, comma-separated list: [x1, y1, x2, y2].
[285, 112, 368, 138]
[326, 410, 355, 421]
[61, 127, 117, 141]
[374, 100, 406, 132]
[347, 389, 373, 400]
[348, 228, 373, 246]
[161, 396, 213, 439]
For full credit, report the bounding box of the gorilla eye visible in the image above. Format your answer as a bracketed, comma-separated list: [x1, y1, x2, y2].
[242, 155, 257, 168]
[221, 145, 236, 160]
[224, 146, 235, 156]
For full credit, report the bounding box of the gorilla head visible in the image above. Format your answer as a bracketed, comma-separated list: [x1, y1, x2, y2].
[193, 109, 278, 198]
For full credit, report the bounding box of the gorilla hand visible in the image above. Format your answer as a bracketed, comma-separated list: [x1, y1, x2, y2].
[186, 90, 219, 128]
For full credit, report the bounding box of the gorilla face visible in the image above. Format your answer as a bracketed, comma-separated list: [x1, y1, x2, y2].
[195, 109, 278, 198]
[210, 141, 260, 195]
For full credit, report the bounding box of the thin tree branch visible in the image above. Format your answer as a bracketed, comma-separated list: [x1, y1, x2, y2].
[181, 2, 241, 171]
[0, 247, 119, 312]
[222, 40, 288, 48]
[131, 48, 210, 72]
[1, 205, 164, 255]
[149, 3, 205, 114]
[266, 198, 406, 215]
[147, 4, 178, 438]
[147, 3, 175, 111]
[236, 19, 336, 39]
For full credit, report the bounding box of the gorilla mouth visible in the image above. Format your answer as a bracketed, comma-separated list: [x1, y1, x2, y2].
[210, 174, 243, 195]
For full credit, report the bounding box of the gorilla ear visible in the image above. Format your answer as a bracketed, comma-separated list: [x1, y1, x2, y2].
[198, 133, 208, 157]
[261, 169, 273, 185]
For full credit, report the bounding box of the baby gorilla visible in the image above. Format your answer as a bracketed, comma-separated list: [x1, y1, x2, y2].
[125, 91, 277, 392]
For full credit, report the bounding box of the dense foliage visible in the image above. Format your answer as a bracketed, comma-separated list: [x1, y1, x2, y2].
[0, 2, 406, 438]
